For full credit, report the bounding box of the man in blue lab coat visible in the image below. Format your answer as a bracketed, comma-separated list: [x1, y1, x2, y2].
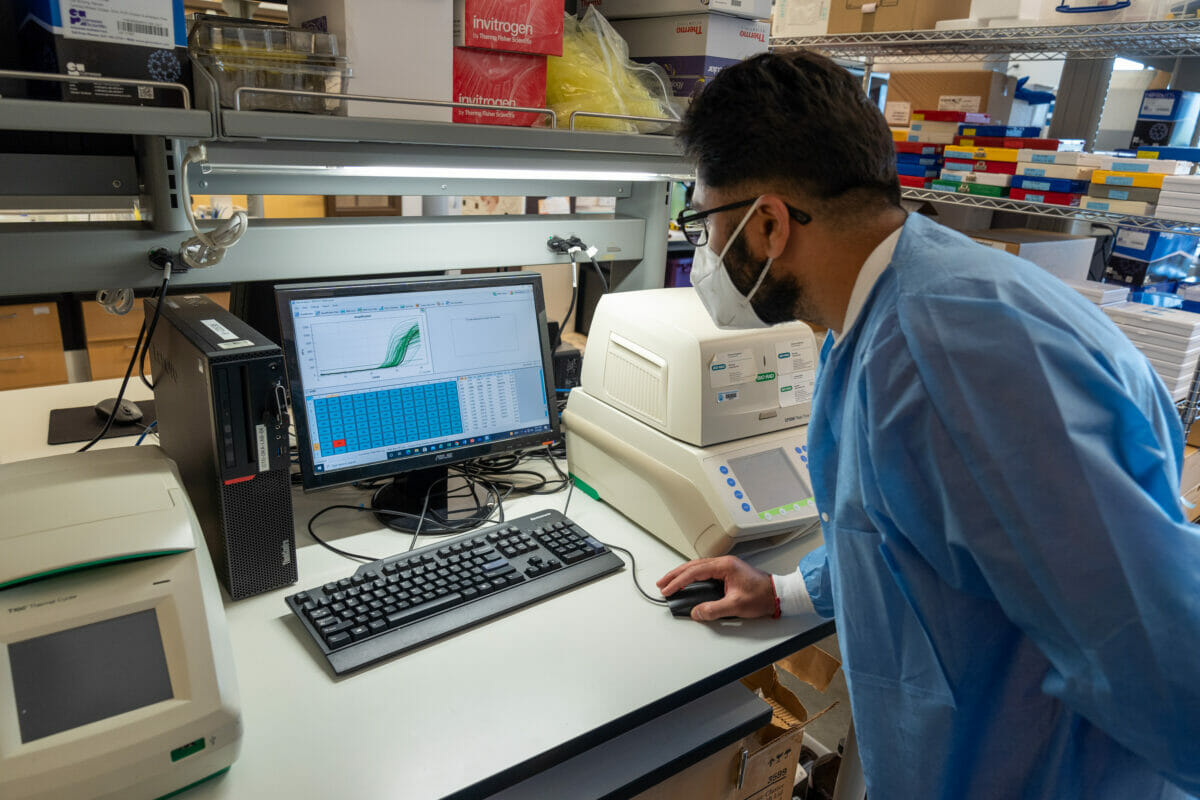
[659, 51, 1200, 799]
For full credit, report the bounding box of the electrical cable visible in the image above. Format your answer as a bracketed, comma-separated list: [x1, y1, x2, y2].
[600, 541, 669, 605]
[559, 250, 579, 338]
[588, 253, 610, 293]
[78, 268, 170, 453]
[179, 145, 248, 270]
[134, 419, 158, 446]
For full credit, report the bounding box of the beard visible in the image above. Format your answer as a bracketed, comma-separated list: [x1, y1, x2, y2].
[723, 233, 815, 325]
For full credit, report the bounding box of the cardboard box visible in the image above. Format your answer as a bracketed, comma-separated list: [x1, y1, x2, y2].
[772, 0, 832, 37]
[633, 646, 840, 800]
[452, 48, 547, 127]
[5, 0, 190, 107]
[827, 0, 972, 33]
[453, 0, 563, 56]
[290, 0, 453, 122]
[969, 228, 1096, 281]
[888, 70, 1016, 121]
[590, 0, 774, 20]
[610, 13, 769, 99]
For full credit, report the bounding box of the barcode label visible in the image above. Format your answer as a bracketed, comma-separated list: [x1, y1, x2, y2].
[118, 20, 169, 37]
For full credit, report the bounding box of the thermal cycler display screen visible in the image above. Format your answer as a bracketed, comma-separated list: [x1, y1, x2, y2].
[9, 609, 174, 743]
[728, 449, 809, 512]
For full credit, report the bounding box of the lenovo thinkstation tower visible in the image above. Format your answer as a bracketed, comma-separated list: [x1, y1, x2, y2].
[147, 295, 297, 599]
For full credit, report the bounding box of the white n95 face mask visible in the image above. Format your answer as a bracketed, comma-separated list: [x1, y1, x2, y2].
[690, 199, 774, 330]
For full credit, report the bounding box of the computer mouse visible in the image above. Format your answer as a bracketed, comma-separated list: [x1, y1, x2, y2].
[94, 397, 143, 425]
[666, 579, 725, 618]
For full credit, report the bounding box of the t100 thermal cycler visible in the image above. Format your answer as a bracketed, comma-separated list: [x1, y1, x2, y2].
[562, 288, 821, 559]
[0, 446, 241, 800]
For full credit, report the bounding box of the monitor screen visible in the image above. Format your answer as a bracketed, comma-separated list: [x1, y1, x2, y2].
[276, 273, 559, 494]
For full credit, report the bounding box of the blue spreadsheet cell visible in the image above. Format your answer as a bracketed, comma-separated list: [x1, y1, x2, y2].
[313, 381, 464, 457]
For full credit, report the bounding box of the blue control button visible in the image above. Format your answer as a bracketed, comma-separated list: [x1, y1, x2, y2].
[734, 490, 744, 499]
[801, 456, 808, 464]
[726, 478, 736, 487]
[719, 466, 729, 474]
[741, 502, 751, 512]
[795, 446, 802, 454]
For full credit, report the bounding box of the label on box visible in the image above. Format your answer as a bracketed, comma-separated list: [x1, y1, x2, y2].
[452, 48, 547, 127]
[709, 351, 754, 388]
[454, 0, 563, 56]
[885, 101, 910, 126]
[58, 0, 175, 49]
[939, 95, 981, 112]
[1117, 229, 1151, 250]
[775, 339, 815, 408]
[1141, 95, 1176, 117]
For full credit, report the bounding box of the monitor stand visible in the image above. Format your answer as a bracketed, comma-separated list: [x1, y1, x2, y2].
[371, 466, 491, 532]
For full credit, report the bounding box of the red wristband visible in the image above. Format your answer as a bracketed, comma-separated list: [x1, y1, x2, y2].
[770, 575, 781, 619]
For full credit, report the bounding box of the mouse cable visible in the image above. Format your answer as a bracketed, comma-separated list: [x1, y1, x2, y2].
[598, 540, 668, 605]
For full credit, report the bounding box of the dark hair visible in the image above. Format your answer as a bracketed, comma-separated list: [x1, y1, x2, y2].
[678, 51, 901, 211]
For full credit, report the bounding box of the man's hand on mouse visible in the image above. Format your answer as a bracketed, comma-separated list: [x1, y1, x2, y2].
[657, 556, 776, 621]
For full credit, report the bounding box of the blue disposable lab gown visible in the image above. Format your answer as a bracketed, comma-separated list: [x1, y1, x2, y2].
[800, 213, 1200, 799]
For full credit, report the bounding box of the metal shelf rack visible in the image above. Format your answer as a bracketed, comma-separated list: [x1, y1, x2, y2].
[0, 73, 691, 296]
[771, 19, 1200, 62]
[901, 188, 1200, 231]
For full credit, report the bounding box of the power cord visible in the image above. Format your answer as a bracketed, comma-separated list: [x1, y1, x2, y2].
[179, 144, 248, 269]
[78, 254, 172, 453]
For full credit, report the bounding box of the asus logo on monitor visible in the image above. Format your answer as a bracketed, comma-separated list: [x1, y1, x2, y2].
[434, 453, 454, 462]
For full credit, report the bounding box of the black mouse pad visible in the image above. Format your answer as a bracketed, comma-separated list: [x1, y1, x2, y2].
[47, 401, 158, 446]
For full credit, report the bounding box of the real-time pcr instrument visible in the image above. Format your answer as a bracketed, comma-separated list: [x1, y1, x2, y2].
[563, 288, 822, 559]
[0, 446, 241, 800]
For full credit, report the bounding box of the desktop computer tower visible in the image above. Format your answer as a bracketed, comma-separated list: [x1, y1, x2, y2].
[147, 294, 297, 600]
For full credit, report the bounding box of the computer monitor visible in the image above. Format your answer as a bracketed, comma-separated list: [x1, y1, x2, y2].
[274, 273, 560, 528]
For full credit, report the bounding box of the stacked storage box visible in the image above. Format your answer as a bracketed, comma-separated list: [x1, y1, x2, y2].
[1102, 302, 1200, 401]
[1085, 157, 1194, 217]
[895, 141, 944, 189]
[1061, 279, 1129, 307]
[907, 109, 988, 146]
[1156, 175, 1200, 222]
[287, 0, 562, 126]
[937, 144, 1020, 197]
[605, 0, 770, 101]
[1012, 149, 1101, 206]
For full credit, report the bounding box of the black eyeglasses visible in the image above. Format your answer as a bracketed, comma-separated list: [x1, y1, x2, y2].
[675, 198, 812, 247]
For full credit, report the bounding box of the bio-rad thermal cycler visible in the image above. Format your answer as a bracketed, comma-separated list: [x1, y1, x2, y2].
[0, 446, 241, 800]
[562, 288, 822, 558]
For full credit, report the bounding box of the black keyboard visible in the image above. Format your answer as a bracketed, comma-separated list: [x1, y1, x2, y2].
[286, 509, 624, 675]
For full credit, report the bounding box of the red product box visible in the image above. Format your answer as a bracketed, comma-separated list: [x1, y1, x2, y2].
[944, 158, 1018, 175]
[454, 0, 563, 56]
[1009, 187, 1083, 206]
[898, 175, 932, 189]
[911, 109, 990, 123]
[1003, 137, 1060, 150]
[953, 135, 1007, 148]
[895, 142, 944, 155]
[452, 48, 548, 127]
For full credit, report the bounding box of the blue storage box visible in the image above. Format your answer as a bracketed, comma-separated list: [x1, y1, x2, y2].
[3, 0, 189, 107]
[1012, 175, 1089, 194]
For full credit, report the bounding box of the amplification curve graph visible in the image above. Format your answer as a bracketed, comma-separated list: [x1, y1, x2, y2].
[311, 316, 432, 378]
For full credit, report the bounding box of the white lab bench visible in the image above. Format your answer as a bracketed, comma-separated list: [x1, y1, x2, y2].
[0, 379, 833, 799]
